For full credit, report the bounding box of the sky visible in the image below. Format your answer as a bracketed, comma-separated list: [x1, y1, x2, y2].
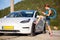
[0, 0, 22, 10]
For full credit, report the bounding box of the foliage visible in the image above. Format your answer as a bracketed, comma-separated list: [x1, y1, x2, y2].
[0, 0, 60, 29]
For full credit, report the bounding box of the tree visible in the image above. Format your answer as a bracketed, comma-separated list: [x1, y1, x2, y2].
[10, 0, 14, 12]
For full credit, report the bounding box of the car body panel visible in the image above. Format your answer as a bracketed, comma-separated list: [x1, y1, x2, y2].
[0, 10, 46, 34]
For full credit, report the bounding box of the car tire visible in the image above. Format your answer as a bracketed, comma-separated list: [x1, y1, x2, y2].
[0, 33, 4, 36]
[42, 24, 46, 34]
[30, 23, 36, 36]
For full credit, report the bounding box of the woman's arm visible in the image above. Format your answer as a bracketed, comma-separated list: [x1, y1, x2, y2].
[42, 10, 52, 16]
[47, 10, 52, 16]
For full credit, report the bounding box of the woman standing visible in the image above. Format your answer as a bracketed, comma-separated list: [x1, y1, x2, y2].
[36, 4, 53, 36]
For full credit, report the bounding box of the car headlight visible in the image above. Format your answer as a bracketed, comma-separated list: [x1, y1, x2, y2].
[20, 19, 30, 23]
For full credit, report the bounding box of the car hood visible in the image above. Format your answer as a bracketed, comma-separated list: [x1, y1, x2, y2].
[0, 17, 33, 23]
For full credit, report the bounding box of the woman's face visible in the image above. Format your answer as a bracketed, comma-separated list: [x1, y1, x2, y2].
[45, 7, 48, 10]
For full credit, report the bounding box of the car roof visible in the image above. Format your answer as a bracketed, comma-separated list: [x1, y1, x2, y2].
[10, 10, 37, 14]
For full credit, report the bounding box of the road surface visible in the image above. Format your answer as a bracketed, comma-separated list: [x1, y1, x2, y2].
[0, 30, 60, 40]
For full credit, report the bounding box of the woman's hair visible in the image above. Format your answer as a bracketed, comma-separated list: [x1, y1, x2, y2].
[44, 4, 50, 7]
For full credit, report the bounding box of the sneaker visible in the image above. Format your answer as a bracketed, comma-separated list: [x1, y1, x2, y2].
[49, 32, 53, 37]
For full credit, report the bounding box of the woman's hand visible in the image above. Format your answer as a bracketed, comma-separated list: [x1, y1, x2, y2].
[42, 12, 46, 15]
[42, 12, 45, 14]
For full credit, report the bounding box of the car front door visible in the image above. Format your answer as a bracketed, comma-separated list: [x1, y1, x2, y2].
[35, 12, 44, 32]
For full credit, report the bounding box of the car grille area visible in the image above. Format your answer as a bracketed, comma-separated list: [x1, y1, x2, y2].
[0, 30, 20, 32]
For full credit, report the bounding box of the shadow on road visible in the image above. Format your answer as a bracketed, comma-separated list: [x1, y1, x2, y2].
[0, 32, 44, 36]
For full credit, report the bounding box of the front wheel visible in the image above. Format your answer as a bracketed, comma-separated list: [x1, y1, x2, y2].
[30, 23, 36, 36]
[0, 33, 4, 36]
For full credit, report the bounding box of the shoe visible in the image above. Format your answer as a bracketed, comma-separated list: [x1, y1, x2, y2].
[49, 32, 53, 37]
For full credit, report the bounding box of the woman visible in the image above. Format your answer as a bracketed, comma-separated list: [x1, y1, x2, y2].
[36, 4, 52, 36]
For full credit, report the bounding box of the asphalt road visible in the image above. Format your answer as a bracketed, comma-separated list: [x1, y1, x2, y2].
[0, 30, 60, 40]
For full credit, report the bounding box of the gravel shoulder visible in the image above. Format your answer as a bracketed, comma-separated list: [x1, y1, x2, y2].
[0, 30, 60, 40]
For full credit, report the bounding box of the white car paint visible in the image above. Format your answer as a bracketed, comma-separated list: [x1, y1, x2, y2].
[0, 10, 46, 34]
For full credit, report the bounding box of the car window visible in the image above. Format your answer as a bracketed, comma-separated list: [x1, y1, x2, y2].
[35, 12, 39, 18]
[7, 12, 22, 17]
[7, 11, 34, 18]
[35, 13, 37, 18]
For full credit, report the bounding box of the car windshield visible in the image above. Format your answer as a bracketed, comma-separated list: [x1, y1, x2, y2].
[7, 11, 34, 17]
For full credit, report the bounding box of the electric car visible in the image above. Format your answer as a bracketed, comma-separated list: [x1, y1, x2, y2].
[0, 10, 46, 36]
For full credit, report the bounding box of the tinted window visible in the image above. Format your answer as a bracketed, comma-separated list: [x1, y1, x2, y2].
[7, 11, 34, 17]
[35, 12, 40, 18]
[35, 13, 37, 18]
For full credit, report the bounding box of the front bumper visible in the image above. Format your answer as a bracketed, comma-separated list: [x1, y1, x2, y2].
[0, 23, 32, 34]
[0, 30, 20, 33]
[0, 29, 31, 34]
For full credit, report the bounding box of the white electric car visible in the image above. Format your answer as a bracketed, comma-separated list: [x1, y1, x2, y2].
[0, 10, 46, 36]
